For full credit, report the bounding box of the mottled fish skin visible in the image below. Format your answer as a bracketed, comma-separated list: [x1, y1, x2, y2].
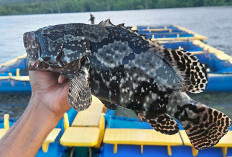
[23, 20, 231, 150]
[24, 22, 182, 112]
[88, 25, 183, 113]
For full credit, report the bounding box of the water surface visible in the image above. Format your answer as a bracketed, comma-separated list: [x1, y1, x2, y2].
[0, 6, 232, 64]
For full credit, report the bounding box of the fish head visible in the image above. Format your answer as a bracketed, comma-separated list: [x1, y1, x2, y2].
[23, 24, 91, 74]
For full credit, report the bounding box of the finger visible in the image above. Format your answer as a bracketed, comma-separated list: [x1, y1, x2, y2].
[60, 81, 72, 111]
[52, 72, 60, 81]
[29, 70, 56, 78]
[29, 70, 59, 82]
[58, 75, 68, 83]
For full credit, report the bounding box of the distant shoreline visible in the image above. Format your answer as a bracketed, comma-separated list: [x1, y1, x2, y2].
[0, 0, 231, 16]
[0, 5, 231, 17]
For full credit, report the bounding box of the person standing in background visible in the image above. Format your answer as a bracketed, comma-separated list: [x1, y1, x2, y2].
[89, 14, 95, 24]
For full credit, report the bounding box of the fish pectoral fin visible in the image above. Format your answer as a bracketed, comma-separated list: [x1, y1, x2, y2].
[68, 73, 92, 111]
[101, 100, 118, 110]
[138, 112, 179, 135]
[175, 103, 231, 150]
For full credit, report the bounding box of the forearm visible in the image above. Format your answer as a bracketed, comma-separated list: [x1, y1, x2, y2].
[0, 94, 64, 157]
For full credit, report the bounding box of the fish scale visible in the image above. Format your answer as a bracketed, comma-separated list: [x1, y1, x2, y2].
[23, 19, 231, 150]
[89, 26, 181, 108]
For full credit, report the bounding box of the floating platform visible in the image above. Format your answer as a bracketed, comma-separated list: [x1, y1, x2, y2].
[133, 24, 232, 92]
[159, 40, 232, 73]
[0, 54, 28, 76]
[1, 96, 232, 157]
[0, 54, 30, 93]
[158, 40, 232, 92]
[132, 25, 207, 41]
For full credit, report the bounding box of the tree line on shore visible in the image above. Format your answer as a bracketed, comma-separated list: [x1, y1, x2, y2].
[0, 0, 231, 15]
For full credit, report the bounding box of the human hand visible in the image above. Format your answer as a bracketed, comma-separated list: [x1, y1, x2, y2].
[0, 71, 71, 156]
[29, 71, 71, 116]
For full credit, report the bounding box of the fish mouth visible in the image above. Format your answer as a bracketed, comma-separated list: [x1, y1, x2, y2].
[28, 60, 40, 70]
[23, 31, 41, 57]
[24, 31, 43, 70]
[23, 31, 36, 50]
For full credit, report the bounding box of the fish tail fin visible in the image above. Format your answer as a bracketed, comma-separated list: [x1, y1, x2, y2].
[163, 49, 208, 93]
[168, 92, 231, 150]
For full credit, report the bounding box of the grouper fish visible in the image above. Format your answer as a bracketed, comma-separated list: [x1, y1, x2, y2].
[23, 19, 231, 150]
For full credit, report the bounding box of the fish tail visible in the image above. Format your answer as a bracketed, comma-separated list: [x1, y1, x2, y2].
[167, 92, 231, 150]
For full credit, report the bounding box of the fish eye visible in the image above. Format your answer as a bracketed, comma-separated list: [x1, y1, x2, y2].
[42, 28, 50, 36]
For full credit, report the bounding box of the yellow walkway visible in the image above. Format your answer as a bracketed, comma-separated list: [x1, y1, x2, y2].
[0, 114, 9, 139]
[60, 113, 105, 148]
[60, 127, 100, 147]
[0, 129, 7, 139]
[103, 128, 183, 155]
[72, 114, 102, 127]
[132, 25, 207, 41]
[71, 95, 106, 127]
[60, 96, 106, 152]
[180, 130, 232, 157]
[42, 128, 61, 153]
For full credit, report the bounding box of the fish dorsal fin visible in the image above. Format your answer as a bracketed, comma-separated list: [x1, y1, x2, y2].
[68, 68, 92, 111]
[163, 49, 208, 93]
[117, 23, 125, 27]
[138, 112, 179, 135]
[123, 25, 156, 45]
[99, 19, 114, 27]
